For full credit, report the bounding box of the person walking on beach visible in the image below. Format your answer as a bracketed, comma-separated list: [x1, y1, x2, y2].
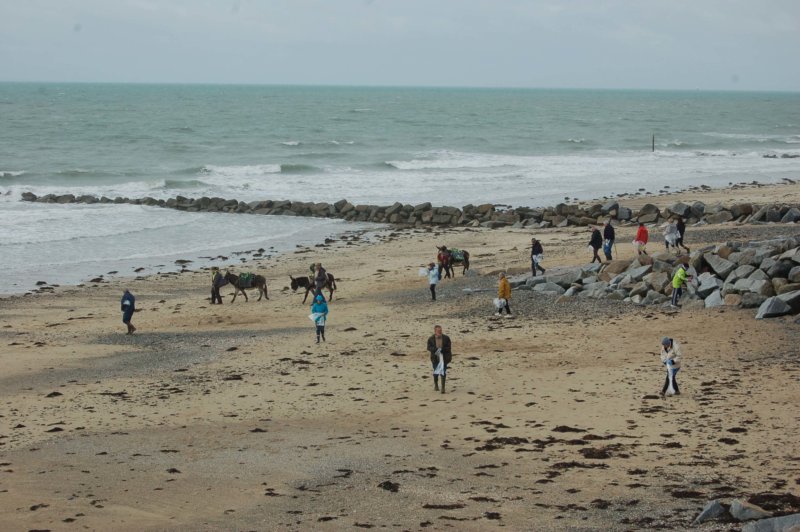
[210, 266, 225, 305]
[314, 263, 327, 298]
[670, 259, 692, 308]
[496, 272, 512, 316]
[530, 238, 545, 276]
[427, 325, 452, 393]
[675, 217, 690, 253]
[427, 262, 439, 301]
[664, 219, 679, 253]
[589, 226, 603, 263]
[634, 222, 649, 256]
[121, 289, 136, 335]
[603, 220, 616, 260]
[660, 337, 682, 397]
[310, 294, 329, 343]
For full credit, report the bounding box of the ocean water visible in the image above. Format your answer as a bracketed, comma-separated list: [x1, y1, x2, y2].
[1, 83, 799, 293]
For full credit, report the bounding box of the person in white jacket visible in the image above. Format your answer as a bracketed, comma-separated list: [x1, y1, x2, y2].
[427, 262, 439, 301]
[660, 337, 682, 397]
[664, 219, 680, 253]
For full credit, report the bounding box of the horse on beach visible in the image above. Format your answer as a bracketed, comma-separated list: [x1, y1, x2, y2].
[290, 272, 337, 303]
[224, 271, 269, 303]
[437, 246, 470, 277]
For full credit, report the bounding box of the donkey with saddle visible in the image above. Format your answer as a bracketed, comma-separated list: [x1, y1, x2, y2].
[224, 271, 269, 303]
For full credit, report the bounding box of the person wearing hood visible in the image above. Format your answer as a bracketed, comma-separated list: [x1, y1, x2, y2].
[660, 337, 683, 397]
[310, 294, 329, 343]
[121, 289, 136, 335]
[664, 218, 680, 253]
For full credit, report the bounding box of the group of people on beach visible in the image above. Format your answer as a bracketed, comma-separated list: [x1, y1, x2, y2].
[587, 217, 689, 263]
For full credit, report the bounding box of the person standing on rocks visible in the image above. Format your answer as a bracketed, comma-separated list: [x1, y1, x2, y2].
[310, 294, 329, 343]
[670, 259, 692, 308]
[634, 222, 649, 255]
[121, 289, 136, 335]
[427, 325, 452, 393]
[603, 220, 616, 260]
[427, 262, 439, 301]
[210, 266, 225, 304]
[530, 238, 545, 276]
[664, 218, 680, 253]
[660, 337, 682, 397]
[496, 272, 512, 316]
[589, 226, 603, 263]
[675, 217, 690, 253]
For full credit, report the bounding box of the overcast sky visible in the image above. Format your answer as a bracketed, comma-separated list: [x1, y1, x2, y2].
[1, 0, 798, 90]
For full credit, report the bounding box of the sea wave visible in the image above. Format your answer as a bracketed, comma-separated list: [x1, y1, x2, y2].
[703, 132, 800, 144]
[163, 179, 206, 189]
[0, 170, 25, 178]
[200, 164, 282, 177]
[385, 150, 520, 171]
[280, 141, 301, 146]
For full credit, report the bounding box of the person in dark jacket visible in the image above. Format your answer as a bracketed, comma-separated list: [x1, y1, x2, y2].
[210, 267, 225, 304]
[426, 325, 452, 393]
[675, 217, 690, 253]
[589, 227, 603, 263]
[121, 289, 136, 335]
[530, 238, 545, 276]
[603, 220, 616, 260]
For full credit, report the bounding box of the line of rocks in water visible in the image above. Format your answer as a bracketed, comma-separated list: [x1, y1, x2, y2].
[512, 235, 800, 320]
[19, 191, 800, 228]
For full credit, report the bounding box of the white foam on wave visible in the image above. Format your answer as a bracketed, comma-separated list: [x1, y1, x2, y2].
[280, 141, 301, 146]
[201, 164, 282, 177]
[703, 132, 800, 144]
[0, 170, 25, 178]
[386, 150, 523, 170]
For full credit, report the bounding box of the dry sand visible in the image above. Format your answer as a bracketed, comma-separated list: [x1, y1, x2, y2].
[2, 183, 800, 531]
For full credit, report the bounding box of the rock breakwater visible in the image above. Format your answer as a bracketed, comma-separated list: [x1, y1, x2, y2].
[19, 192, 800, 229]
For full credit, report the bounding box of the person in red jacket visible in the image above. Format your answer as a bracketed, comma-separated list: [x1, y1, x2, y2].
[634, 222, 649, 256]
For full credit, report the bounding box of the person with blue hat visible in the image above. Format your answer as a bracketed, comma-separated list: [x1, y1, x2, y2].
[310, 294, 329, 343]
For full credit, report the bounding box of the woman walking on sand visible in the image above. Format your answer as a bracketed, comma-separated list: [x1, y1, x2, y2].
[675, 217, 690, 253]
[310, 294, 328, 343]
[664, 219, 680, 253]
[660, 337, 682, 397]
[121, 289, 136, 335]
[530, 238, 546, 276]
[496, 272, 512, 316]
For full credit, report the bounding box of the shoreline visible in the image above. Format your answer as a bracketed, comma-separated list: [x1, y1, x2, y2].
[2, 181, 800, 530]
[8, 179, 800, 299]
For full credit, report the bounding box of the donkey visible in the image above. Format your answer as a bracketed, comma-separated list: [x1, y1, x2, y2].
[224, 271, 269, 303]
[290, 272, 337, 304]
[437, 246, 470, 276]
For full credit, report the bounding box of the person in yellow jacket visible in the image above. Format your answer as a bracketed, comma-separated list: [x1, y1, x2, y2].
[495, 272, 512, 316]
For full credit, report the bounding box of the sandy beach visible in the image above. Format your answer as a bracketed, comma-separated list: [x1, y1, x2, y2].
[2, 183, 800, 531]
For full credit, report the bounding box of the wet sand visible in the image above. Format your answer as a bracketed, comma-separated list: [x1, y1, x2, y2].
[1, 183, 800, 530]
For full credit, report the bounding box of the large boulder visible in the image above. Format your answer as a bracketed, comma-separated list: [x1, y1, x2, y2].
[545, 269, 583, 288]
[601, 200, 619, 214]
[638, 212, 659, 224]
[706, 210, 734, 224]
[533, 282, 566, 295]
[696, 273, 723, 298]
[777, 282, 800, 295]
[692, 500, 728, 526]
[741, 512, 800, 532]
[741, 293, 768, 308]
[767, 260, 794, 279]
[734, 278, 775, 297]
[668, 202, 692, 218]
[617, 206, 633, 221]
[777, 289, 800, 313]
[729, 499, 772, 522]
[643, 290, 668, 305]
[704, 290, 724, 308]
[578, 282, 609, 299]
[627, 264, 653, 282]
[730, 203, 754, 218]
[643, 271, 670, 292]
[705, 254, 737, 279]
[755, 296, 793, 319]
[780, 207, 800, 223]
